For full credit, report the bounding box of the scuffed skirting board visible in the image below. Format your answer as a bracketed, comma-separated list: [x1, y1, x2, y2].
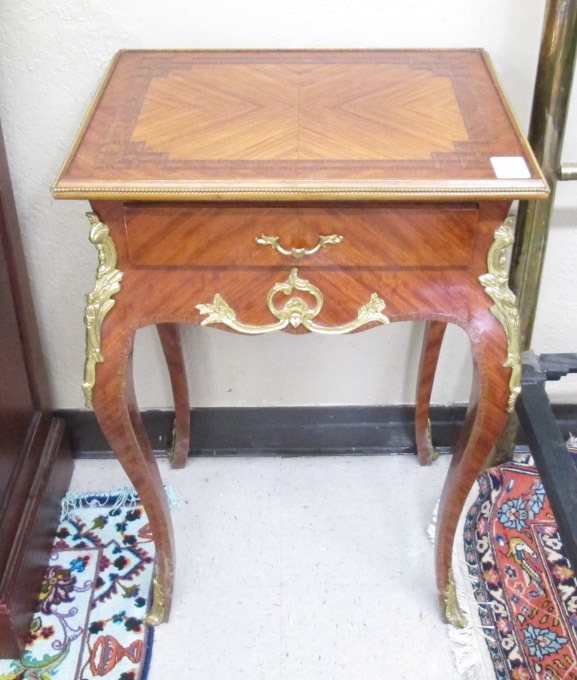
[56, 404, 577, 459]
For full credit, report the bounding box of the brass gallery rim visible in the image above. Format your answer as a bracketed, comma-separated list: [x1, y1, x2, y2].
[52, 181, 549, 201]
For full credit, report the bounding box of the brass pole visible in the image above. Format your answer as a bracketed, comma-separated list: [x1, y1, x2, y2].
[491, 0, 577, 465]
[510, 0, 577, 349]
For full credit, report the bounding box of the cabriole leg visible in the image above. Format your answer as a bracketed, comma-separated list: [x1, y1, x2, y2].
[415, 321, 447, 466]
[92, 326, 175, 625]
[435, 314, 512, 627]
[157, 323, 190, 469]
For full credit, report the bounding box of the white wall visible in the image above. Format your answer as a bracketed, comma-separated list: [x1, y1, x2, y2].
[0, 0, 575, 409]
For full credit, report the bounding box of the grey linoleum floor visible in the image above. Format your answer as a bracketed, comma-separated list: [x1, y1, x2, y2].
[70, 454, 464, 679]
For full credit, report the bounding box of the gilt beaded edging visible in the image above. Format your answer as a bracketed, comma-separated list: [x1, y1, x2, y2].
[53, 184, 547, 199]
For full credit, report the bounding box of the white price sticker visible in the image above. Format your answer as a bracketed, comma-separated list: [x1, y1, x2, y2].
[490, 156, 531, 179]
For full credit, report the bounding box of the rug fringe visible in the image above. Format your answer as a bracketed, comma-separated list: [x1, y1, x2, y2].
[164, 484, 182, 510]
[427, 499, 438, 544]
[449, 559, 492, 680]
[449, 483, 497, 680]
[61, 484, 182, 519]
[448, 627, 488, 680]
[428, 492, 490, 678]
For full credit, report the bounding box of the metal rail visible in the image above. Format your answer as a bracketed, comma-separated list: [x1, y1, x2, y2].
[510, 0, 577, 350]
[492, 0, 577, 464]
[516, 351, 577, 570]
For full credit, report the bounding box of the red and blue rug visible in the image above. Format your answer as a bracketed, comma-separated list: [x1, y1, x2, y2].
[454, 451, 577, 680]
[0, 489, 166, 680]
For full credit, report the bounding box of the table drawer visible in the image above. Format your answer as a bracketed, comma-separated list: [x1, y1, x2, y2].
[124, 203, 477, 269]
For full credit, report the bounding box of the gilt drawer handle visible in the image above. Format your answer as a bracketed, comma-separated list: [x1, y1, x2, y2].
[196, 267, 389, 335]
[256, 233, 343, 258]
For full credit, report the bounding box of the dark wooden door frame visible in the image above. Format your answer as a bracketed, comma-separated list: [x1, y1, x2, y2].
[0, 117, 73, 658]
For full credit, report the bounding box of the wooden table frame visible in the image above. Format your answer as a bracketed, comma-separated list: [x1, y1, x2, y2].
[52, 49, 548, 629]
[83, 200, 517, 628]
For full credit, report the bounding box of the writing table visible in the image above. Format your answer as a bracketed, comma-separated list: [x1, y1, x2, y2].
[52, 49, 548, 627]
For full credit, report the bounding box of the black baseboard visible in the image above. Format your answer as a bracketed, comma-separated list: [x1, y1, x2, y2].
[56, 404, 577, 459]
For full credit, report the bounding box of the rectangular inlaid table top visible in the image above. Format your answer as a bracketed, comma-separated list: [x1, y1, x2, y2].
[53, 49, 547, 202]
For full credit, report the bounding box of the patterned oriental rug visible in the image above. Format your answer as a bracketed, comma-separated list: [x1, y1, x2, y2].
[0, 489, 172, 680]
[453, 453, 577, 680]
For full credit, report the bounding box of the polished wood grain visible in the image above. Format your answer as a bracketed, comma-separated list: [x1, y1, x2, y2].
[98, 199, 496, 332]
[53, 50, 548, 626]
[53, 50, 547, 200]
[415, 321, 447, 466]
[156, 324, 190, 469]
[125, 203, 477, 269]
[93, 325, 175, 620]
[131, 63, 468, 161]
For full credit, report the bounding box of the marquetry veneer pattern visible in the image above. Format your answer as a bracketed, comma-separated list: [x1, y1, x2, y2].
[55, 50, 546, 195]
